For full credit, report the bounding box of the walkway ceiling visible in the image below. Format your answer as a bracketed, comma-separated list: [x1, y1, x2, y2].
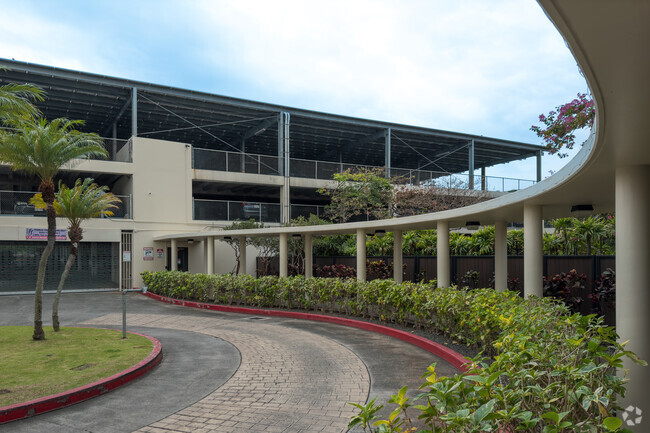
[0, 59, 543, 174]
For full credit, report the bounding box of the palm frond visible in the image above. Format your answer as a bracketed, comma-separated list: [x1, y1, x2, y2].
[0, 117, 108, 181]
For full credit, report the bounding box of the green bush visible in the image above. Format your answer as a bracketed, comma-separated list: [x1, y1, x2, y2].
[141, 271, 645, 432]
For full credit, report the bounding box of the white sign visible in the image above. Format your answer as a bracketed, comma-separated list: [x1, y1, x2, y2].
[156, 248, 164, 259]
[123, 251, 131, 262]
[26, 228, 67, 240]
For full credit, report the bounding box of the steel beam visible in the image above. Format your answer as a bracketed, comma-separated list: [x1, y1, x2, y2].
[239, 116, 279, 142]
[102, 97, 132, 137]
[131, 87, 138, 137]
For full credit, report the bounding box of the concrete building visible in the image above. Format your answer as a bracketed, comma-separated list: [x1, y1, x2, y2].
[0, 59, 542, 293]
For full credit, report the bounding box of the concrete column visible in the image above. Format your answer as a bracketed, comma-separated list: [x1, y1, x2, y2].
[384, 128, 391, 178]
[616, 165, 650, 419]
[206, 236, 214, 275]
[536, 150, 543, 182]
[170, 239, 177, 271]
[304, 234, 313, 279]
[494, 221, 508, 291]
[279, 233, 288, 277]
[393, 230, 403, 283]
[436, 221, 450, 288]
[468, 140, 475, 190]
[523, 204, 543, 297]
[280, 181, 290, 224]
[239, 237, 247, 275]
[356, 228, 366, 282]
[481, 166, 486, 191]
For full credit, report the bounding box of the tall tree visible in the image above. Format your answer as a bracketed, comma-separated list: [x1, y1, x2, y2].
[31, 178, 121, 331]
[318, 167, 393, 223]
[0, 118, 107, 340]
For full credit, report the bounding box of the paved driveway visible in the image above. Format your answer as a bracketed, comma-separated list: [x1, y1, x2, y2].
[0, 292, 458, 432]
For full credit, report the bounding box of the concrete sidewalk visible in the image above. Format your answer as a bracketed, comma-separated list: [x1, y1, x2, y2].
[0, 292, 459, 432]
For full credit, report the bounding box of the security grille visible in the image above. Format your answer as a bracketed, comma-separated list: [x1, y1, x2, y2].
[0, 241, 119, 293]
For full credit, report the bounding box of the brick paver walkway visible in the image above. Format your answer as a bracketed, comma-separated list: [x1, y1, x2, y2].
[83, 313, 369, 433]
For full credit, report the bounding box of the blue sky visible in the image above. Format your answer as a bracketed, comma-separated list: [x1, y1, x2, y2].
[0, 0, 590, 180]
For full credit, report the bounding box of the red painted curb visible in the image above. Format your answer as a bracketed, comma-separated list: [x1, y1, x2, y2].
[0, 330, 162, 425]
[143, 291, 471, 372]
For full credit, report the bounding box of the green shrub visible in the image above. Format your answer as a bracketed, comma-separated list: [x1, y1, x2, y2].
[140, 271, 645, 432]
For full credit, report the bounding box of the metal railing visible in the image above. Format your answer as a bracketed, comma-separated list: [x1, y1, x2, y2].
[87, 137, 132, 162]
[193, 199, 281, 223]
[191, 147, 536, 192]
[0, 190, 132, 219]
[290, 204, 326, 220]
[192, 148, 279, 175]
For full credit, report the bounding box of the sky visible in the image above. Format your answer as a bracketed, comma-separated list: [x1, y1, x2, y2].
[0, 0, 591, 181]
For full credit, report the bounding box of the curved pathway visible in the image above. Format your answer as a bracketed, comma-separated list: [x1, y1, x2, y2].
[0, 292, 460, 432]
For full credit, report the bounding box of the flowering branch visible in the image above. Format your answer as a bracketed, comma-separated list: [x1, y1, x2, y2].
[531, 93, 595, 158]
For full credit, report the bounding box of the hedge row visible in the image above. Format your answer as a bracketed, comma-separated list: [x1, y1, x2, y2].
[141, 271, 644, 432]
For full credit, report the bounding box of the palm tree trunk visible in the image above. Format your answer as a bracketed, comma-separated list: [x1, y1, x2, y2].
[52, 251, 76, 331]
[33, 182, 56, 341]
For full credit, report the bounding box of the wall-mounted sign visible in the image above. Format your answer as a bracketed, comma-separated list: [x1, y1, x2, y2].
[123, 251, 131, 262]
[156, 248, 164, 259]
[143, 247, 154, 261]
[26, 228, 67, 240]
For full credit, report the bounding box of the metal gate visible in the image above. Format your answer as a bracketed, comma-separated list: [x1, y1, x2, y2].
[120, 231, 133, 291]
[0, 241, 119, 293]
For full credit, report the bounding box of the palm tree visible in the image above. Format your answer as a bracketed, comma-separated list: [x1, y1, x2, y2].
[470, 225, 495, 256]
[0, 81, 44, 123]
[416, 231, 437, 256]
[402, 230, 419, 256]
[543, 232, 563, 255]
[573, 216, 607, 255]
[32, 178, 120, 331]
[507, 229, 524, 255]
[0, 118, 107, 340]
[551, 217, 574, 255]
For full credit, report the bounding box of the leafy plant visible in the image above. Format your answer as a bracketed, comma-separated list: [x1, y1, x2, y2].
[543, 269, 586, 314]
[367, 260, 393, 281]
[314, 264, 356, 279]
[141, 271, 646, 433]
[592, 268, 616, 316]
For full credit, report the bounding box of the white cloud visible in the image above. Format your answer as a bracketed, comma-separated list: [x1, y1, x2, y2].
[191, 0, 587, 143]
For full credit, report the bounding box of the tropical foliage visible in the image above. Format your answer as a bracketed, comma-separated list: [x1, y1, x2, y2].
[531, 93, 595, 158]
[0, 79, 44, 123]
[141, 271, 645, 433]
[31, 178, 121, 331]
[299, 216, 615, 258]
[318, 166, 490, 223]
[0, 117, 107, 340]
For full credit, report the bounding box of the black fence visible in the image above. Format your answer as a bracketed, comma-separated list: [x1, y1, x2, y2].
[256, 255, 616, 323]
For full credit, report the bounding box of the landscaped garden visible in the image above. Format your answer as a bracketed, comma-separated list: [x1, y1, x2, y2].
[0, 326, 153, 407]
[142, 270, 645, 432]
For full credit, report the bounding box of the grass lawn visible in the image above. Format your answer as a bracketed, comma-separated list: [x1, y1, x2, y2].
[0, 326, 153, 407]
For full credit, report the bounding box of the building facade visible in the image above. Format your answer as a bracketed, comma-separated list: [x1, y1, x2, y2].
[0, 59, 543, 292]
